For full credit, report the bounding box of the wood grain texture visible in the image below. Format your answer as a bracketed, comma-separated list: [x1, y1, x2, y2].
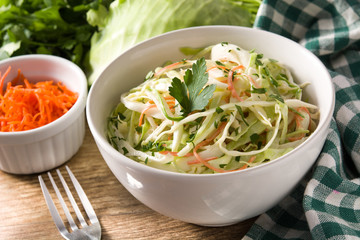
[0, 125, 257, 240]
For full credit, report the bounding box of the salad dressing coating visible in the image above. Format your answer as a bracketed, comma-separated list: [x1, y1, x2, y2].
[107, 42, 319, 174]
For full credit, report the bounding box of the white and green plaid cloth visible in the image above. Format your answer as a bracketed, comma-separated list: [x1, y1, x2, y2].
[244, 0, 360, 239]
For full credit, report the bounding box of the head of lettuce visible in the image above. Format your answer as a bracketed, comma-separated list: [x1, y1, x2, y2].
[86, 0, 261, 85]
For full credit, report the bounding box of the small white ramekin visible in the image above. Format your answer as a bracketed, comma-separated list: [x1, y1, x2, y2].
[0, 55, 87, 174]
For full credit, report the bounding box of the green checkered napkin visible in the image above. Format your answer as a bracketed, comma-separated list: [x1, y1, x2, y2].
[243, 0, 360, 239]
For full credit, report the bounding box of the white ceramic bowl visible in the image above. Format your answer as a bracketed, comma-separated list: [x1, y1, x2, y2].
[87, 26, 335, 226]
[0, 55, 87, 174]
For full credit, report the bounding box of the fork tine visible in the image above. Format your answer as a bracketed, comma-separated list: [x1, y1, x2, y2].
[65, 165, 99, 225]
[47, 171, 78, 232]
[38, 175, 69, 237]
[57, 168, 87, 228]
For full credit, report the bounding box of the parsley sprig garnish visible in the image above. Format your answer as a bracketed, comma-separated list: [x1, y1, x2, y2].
[169, 57, 216, 117]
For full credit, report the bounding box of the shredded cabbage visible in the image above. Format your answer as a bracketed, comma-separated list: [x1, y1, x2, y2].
[107, 42, 319, 174]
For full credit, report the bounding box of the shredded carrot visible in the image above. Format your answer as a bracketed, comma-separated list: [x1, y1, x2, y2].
[226, 65, 260, 100]
[206, 65, 229, 72]
[238, 156, 256, 170]
[0, 67, 78, 132]
[232, 65, 245, 72]
[245, 74, 260, 88]
[192, 122, 229, 172]
[0, 66, 11, 95]
[288, 134, 305, 142]
[288, 107, 311, 142]
[154, 61, 187, 77]
[295, 107, 311, 129]
[149, 96, 175, 104]
[167, 133, 173, 141]
[159, 151, 193, 157]
[227, 68, 244, 102]
[138, 104, 156, 126]
[187, 157, 217, 165]
[139, 97, 176, 126]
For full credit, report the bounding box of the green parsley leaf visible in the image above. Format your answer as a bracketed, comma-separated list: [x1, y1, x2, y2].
[219, 164, 227, 168]
[269, 94, 284, 103]
[135, 126, 142, 133]
[269, 76, 279, 87]
[220, 115, 228, 122]
[118, 112, 126, 121]
[141, 141, 154, 151]
[168, 77, 190, 115]
[122, 147, 129, 155]
[255, 53, 263, 66]
[169, 57, 216, 117]
[215, 60, 225, 66]
[250, 133, 259, 144]
[235, 105, 249, 126]
[251, 87, 267, 94]
[188, 133, 196, 142]
[216, 107, 224, 113]
[289, 107, 306, 118]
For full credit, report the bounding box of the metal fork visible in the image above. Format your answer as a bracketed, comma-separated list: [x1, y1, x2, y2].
[38, 166, 101, 240]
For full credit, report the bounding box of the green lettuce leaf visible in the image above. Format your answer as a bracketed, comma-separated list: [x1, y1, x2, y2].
[86, 0, 261, 85]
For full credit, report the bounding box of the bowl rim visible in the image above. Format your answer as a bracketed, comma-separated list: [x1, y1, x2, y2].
[0, 54, 88, 143]
[87, 25, 335, 178]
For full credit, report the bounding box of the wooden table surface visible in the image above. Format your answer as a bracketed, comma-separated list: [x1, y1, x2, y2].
[0, 124, 257, 240]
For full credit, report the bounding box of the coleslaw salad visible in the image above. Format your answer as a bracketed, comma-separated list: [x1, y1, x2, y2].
[107, 42, 319, 174]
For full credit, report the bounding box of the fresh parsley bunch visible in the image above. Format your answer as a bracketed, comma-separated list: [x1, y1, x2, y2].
[0, 0, 109, 69]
